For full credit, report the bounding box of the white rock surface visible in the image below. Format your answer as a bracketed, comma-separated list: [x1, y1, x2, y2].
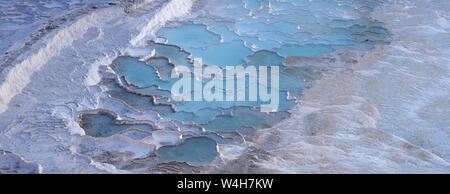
[0, 151, 42, 174]
[0, 0, 195, 173]
[0, 0, 448, 173]
[214, 0, 450, 173]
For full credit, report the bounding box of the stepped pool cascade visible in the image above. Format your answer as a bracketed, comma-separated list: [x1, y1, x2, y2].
[78, 0, 391, 168]
[2, 0, 450, 174]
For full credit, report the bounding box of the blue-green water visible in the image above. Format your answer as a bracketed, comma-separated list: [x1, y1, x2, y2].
[80, 0, 390, 164]
[80, 111, 155, 138]
[157, 137, 219, 164]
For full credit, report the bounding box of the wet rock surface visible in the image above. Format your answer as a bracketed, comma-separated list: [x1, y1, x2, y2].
[0, 150, 42, 174]
[0, 0, 448, 173]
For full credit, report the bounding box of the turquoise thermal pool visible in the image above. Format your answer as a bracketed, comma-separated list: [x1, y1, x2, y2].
[80, 0, 390, 165]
